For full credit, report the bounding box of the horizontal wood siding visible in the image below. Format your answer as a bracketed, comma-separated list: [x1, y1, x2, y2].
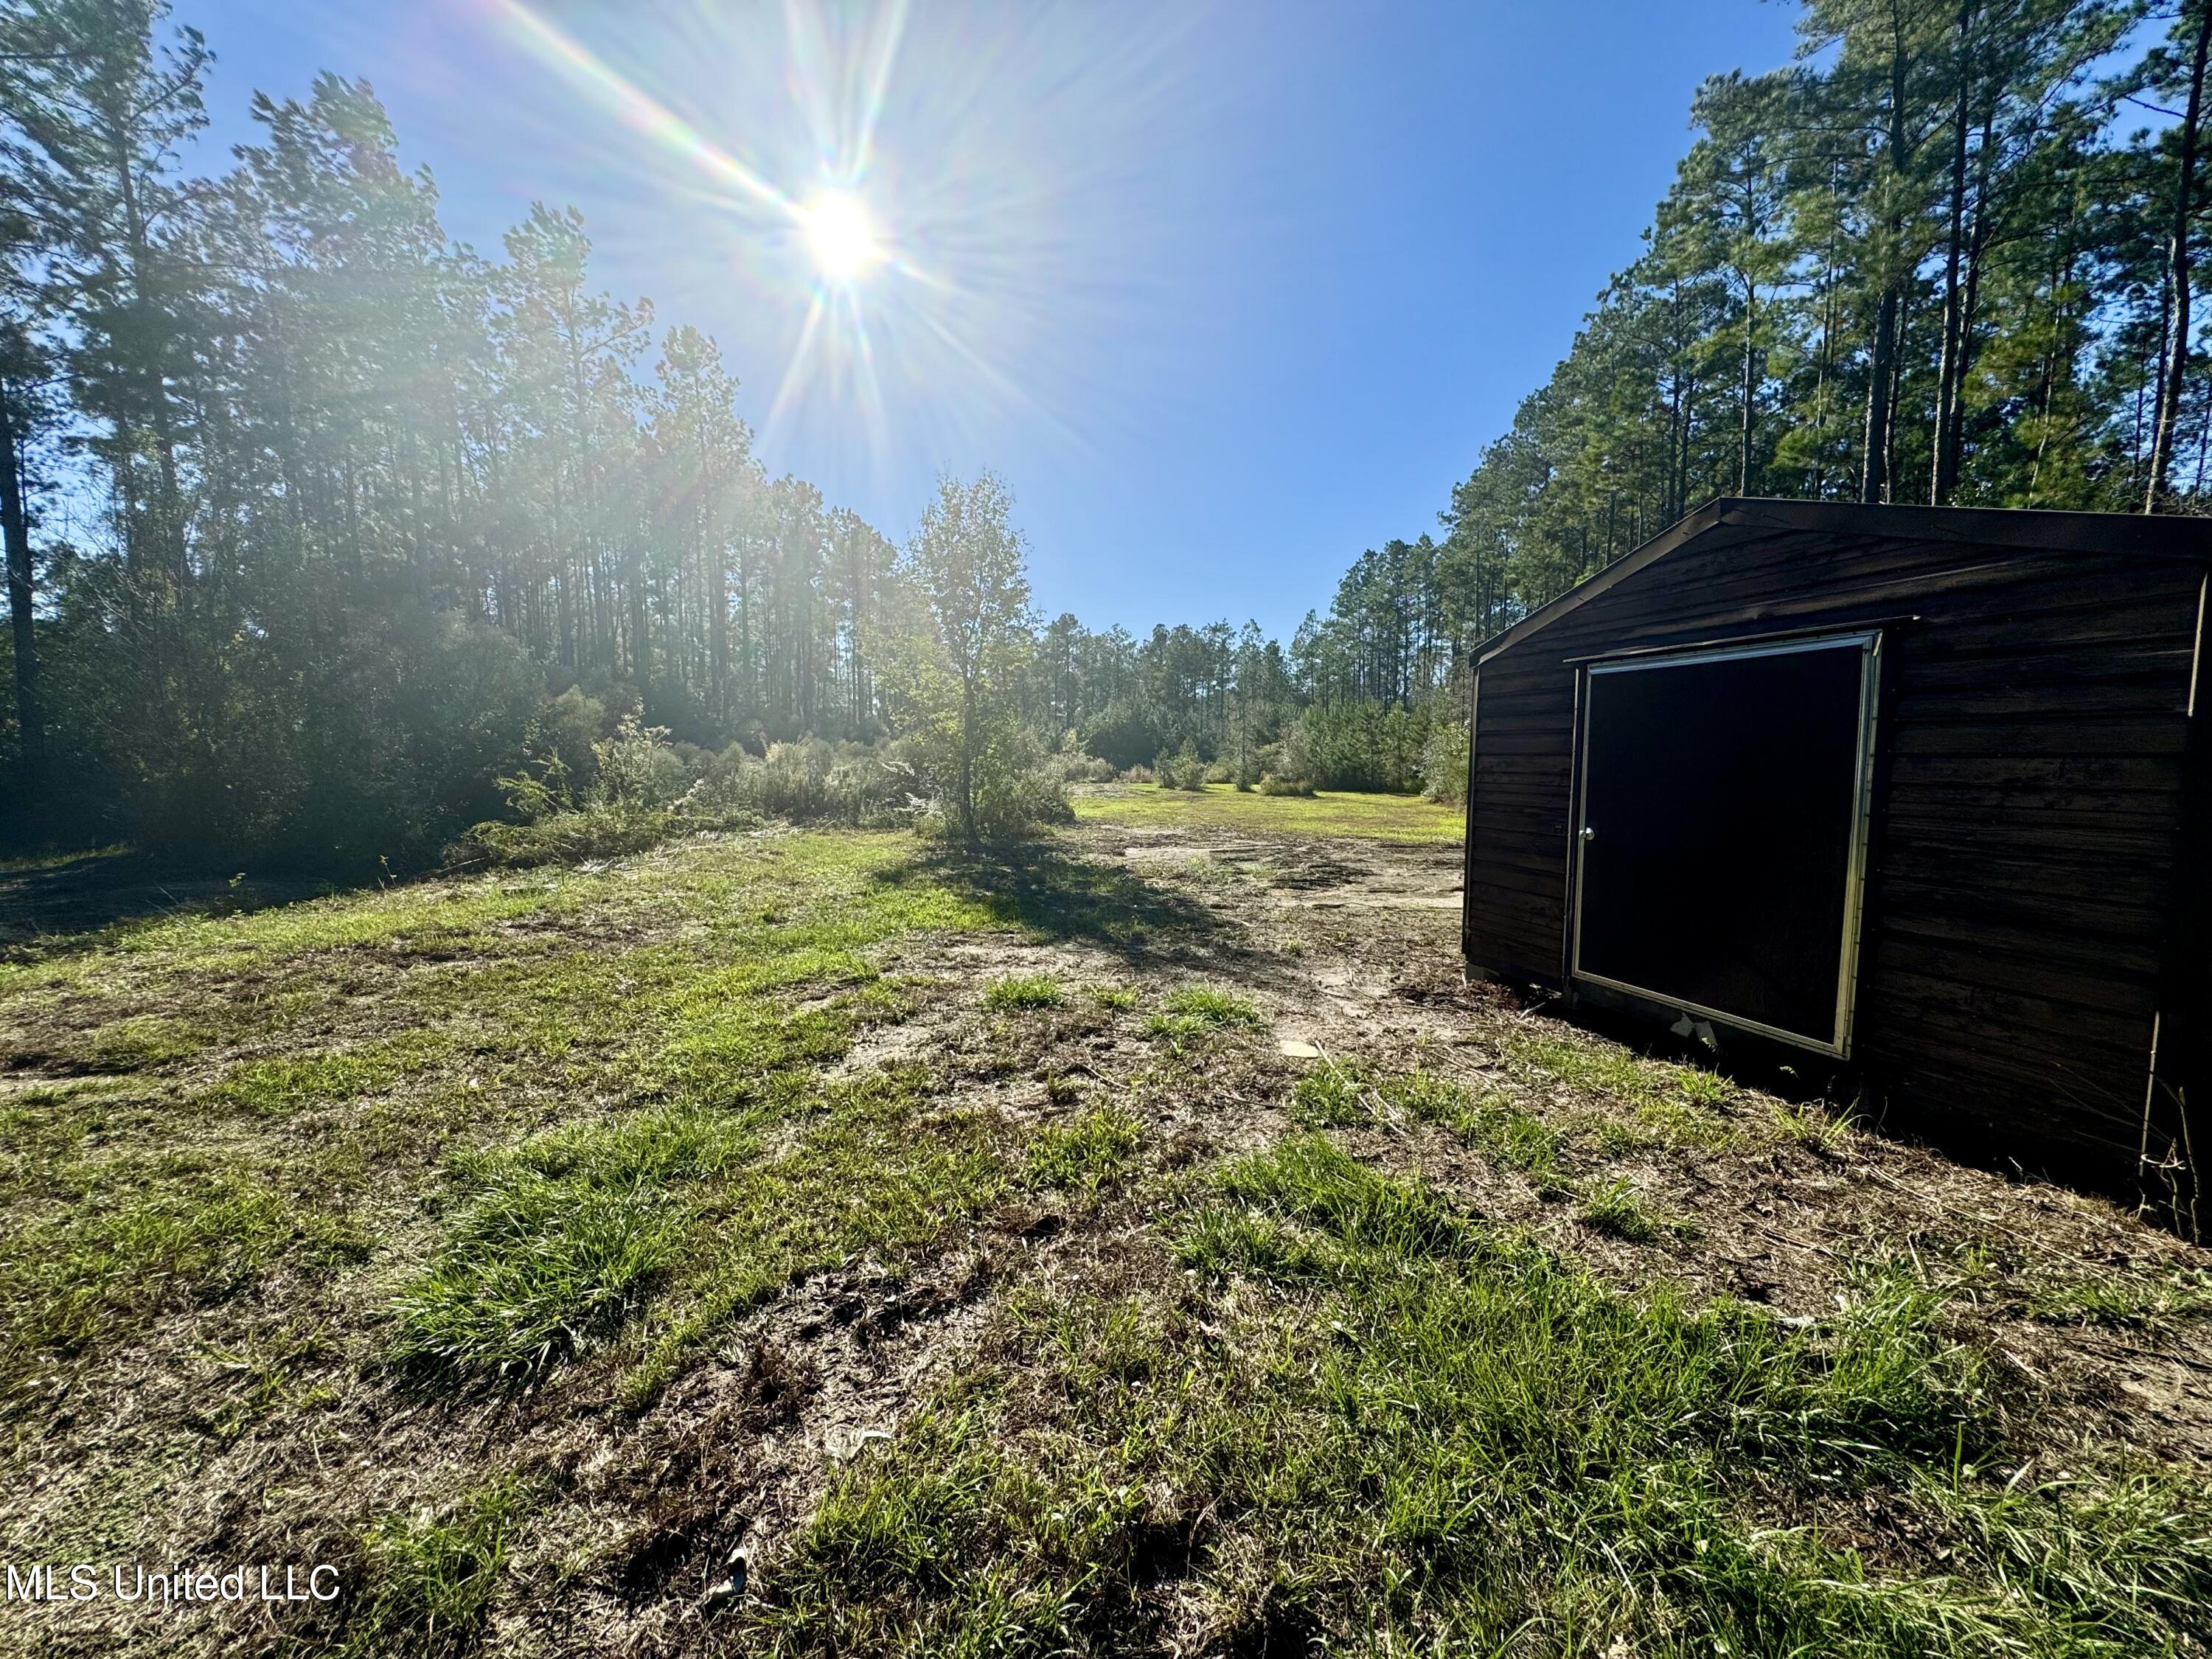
[1465, 521, 2203, 1188]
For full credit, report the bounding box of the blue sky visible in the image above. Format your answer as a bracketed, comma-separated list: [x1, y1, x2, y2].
[183, 0, 1804, 640]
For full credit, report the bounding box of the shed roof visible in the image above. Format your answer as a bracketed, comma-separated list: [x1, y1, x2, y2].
[1475, 497, 2212, 669]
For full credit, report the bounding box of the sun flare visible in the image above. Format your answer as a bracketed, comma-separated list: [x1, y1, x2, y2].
[801, 190, 882, 282]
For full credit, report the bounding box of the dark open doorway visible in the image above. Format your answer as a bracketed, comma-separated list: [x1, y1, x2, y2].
[1569, 631, 1878, 1054]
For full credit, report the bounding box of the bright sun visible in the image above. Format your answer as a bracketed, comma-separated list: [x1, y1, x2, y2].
[801, 190, 881, 282]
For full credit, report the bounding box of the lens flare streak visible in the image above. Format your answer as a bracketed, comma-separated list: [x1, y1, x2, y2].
[479, 0, 1197, 492]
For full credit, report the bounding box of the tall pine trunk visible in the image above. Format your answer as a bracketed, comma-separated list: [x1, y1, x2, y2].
[2149, 1, 2212, 512]
[1863, 20, 1913, 506]
[1931, 1, 1975, 504]
[1, 375, 39, 780]
[1738, 275, 1756, 495]
[1863, 285, 1900, 502]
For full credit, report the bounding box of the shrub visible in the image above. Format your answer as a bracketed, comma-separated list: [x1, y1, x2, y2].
[1420, 720, 1471, 806]
[688, 737, 920, 827]
[964, 756, 1076, 839]
[1257, 773, 1316, 796]
[1045, 734, 1118, 784]
[590, 714, 687, 811]
[459, 807, 677, 869]
[1155, 742, 1208, 792]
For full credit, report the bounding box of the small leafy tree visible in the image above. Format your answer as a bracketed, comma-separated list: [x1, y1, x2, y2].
[890, 473, 1038, 841]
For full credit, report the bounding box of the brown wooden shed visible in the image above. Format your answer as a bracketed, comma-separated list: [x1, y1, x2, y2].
[1460, 498, 2211, 1225]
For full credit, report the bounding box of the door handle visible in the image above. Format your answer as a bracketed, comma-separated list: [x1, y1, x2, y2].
[1579, 826, 1596, 843]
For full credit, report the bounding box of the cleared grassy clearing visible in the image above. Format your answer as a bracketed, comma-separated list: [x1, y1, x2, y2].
[0, 832, 1047, 1643]
[1, 819, 2205, 1658]
[760, 1138, 2212, 1657]
[1072, 781, 1464, 842]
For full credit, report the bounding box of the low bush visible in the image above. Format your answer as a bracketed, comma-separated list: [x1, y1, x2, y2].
[959, 758, 1076, 841]
[1256, 773, 1316, 796]
[1045, 736, 1118, 785]
[1421, 719, 1470, 806]
[1154, 742, 1208, 792]
[455, 714, 695, 868]
[458, 727, 934, 866]
[459, 806, 678, 869]
[689, 737, 920, 827]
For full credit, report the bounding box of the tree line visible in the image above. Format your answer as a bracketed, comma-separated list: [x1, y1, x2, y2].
[13, 0, 2212, 862]
[1208, 0, 2212, 772]
[0, 0, 1422, 861]
[1436, 0, 2212, 621]
[0, 0, 929, 858]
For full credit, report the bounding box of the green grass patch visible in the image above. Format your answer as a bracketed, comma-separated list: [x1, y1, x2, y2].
[349, 1476, 526, 1656]
[1504, 1033, 1739, 1150]
[1289, 1061, 1371, 1127]
[80, 1014, 210, 1072]
[1573, 1175, 1692, 1243]
[620, 1079, 1016, 1405]
[2025, 1267, 2212, 1328]
[0, 1166, 361, 1370]
[985, 975, 1066, 1011]
[203, 1028, 457, 1119]
[1072, 782, 1464, 844]
[1026, 1106, 1143, 1192]
[1392, 1068, 1563, 1177]
[1144, 986, 1263, 1043]
[390, 1161, 690, 1380]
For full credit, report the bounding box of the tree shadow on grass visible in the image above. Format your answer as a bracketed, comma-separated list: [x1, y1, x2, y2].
[874, 841, 1276, 976]
[0, 847, 346, 959]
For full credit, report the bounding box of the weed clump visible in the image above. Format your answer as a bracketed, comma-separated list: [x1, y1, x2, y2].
[1573, 1175, 1683, 1242]
[352, 1478, 525, 1655]
[1290, 1062, 1370, 1127]
[984, 975, 1065, 1012]
[1026, 1106, 1143, 1192]
[1145, 987, 1263, 1043]
[390, 1175, 679, 1380]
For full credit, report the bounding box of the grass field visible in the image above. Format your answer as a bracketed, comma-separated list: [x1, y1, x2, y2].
[1, 814, 2207, 1657]
[1071, 781, 1464, 842]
